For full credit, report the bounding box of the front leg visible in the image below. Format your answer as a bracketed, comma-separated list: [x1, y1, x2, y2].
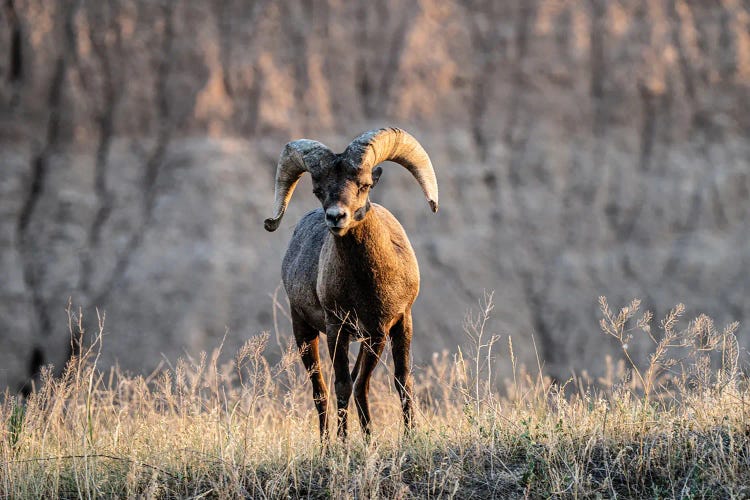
[291, 310, 329, 442]
[353, 333, 386, 437]
[326, 320, 353, 439]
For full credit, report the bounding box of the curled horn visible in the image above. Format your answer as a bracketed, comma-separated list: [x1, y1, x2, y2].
[344, 128, 439, 212]
[264, 140, 334, 232]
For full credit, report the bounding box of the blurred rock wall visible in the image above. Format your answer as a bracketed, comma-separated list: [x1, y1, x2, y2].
[1, 0, 748, 390]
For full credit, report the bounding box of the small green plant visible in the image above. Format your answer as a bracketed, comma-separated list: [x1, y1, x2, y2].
[7, 400, 25, 450]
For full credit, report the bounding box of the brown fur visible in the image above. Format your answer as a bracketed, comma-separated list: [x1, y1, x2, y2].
[267, 128, 438, 440]
[282, 204, 417, 439]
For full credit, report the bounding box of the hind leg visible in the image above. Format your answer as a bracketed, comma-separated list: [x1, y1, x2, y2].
[391, 312, 414, 431]
[292, 310, 329, 441]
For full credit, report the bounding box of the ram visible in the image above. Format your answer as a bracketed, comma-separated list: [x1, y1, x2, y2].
[264, 127, 438, 440]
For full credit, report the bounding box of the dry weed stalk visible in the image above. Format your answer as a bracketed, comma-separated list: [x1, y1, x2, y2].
[0, 295, 746, 498]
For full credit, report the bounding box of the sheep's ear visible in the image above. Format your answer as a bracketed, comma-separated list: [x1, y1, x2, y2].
[371, 166, 383, 188]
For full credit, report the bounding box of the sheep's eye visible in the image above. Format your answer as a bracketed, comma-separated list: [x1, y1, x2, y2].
[358, 184, 370, 193]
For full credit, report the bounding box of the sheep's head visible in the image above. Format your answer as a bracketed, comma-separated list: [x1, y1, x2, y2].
[264, 128, 438, 236]
[309, 157, 382, 236]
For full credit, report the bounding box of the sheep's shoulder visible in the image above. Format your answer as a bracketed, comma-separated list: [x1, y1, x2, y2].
[370, 204, 416, 259]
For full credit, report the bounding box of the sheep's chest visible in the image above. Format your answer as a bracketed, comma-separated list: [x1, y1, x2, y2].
[316, 226, 418, 330]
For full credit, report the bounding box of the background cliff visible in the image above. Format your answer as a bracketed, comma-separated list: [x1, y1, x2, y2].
[1, 0, 748, 391]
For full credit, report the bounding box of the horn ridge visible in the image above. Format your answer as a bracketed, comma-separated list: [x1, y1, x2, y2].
[345, 127, 439, 213]
[264, 139, 334, 232]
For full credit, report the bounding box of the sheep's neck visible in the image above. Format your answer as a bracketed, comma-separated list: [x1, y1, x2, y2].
[334, 212, 392, 266]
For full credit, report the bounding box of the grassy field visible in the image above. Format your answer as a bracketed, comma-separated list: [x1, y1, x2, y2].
[2, 296, 748, 499]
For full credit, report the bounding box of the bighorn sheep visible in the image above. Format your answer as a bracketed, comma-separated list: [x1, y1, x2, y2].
[264, 127, 438, 439]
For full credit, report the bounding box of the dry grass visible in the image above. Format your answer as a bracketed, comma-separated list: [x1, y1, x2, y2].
[1, 295, 748, 499]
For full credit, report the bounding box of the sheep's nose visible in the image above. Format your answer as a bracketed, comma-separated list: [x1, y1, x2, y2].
[325, 206, 348, 225]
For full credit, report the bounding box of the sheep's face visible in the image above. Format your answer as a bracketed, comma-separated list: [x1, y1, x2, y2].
[311, 159, 382, 237]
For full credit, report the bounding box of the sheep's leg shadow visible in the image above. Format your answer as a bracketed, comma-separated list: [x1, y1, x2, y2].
[326, 321, 353, 439]
[350, 344, 364, 382]
[391, 311, 414, 432]
[292, 311, 329, 441]
[353, 334, 387, 438]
